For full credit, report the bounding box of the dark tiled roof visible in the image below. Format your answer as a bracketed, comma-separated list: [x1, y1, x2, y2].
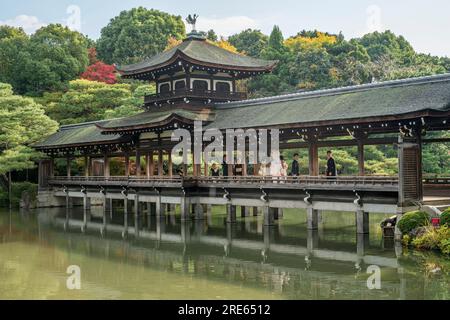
[34, 74, 450, 149]
[117, 37, 277, 75]
[98, 108, 214, 130]
[33, 120, 124, 149]
[207, 74, 450, 129]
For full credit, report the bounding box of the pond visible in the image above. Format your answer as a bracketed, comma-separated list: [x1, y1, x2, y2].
[0, 207, 448, 300]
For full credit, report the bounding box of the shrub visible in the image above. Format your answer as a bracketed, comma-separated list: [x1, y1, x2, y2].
[412, 226, 450, 253]
[397, 211, 430, 234]
[0, 182, 38, 207]
[439, 238, 450, 255]
[440, 209, 450, 226]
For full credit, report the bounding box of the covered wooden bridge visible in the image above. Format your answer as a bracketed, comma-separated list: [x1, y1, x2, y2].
[34, 31, 450, 238]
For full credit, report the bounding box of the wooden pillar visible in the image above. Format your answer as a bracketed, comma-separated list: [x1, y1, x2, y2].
[149, 151, 155, 177]
[104, 154, 110, 178]
[145, 153, 151, 178]
[136, 149, 141, 177]
[357, 141, 365, 176]
[308, 142, 319, 176]
[168, 151, 173, 177]
[66, 156, 71, 177]
[124, 153, 130, 176]
[84, 156, 90, 177]
[158, 150, 164, 176]
[49, 157, 55, 178]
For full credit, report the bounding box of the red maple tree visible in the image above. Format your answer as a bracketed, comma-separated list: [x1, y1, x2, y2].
[81, 61, 117, 84]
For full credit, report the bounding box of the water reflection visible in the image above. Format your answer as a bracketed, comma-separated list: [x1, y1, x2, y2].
[0, 207, 449, 300]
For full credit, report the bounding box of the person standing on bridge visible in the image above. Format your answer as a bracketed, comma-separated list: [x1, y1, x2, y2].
[222, 154, 229, 177]
[326, 151, 337, 178]
[291, 153, 300, 176]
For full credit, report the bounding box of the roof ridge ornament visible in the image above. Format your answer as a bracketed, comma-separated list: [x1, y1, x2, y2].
[186, 14, 199, 32]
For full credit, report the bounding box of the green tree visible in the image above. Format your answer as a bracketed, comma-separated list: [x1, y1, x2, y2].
[206, 29, 218, 42]
[37, 79, 154, 125]
[228, 29, 268, 57]
[96, 7, 186, 65]
[0, 24, 89, 95]
[0, 83, 58, 175]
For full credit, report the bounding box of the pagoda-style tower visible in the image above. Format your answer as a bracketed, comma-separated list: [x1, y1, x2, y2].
[117, 31, 277, 109]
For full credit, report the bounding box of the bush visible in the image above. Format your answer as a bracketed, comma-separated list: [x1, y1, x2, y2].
[397, 211, 430, 234]
[412, 226, 450, 254]
[440, 209, 450, 226]
[0, 182, 38, 207]
[440, 238, 450, 255]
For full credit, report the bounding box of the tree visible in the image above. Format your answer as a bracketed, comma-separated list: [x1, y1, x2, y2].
[37, 79, 154, 125]
[228, 29, 268, 57]
[81, 61, 117, 84]
[96, 7, 185, 65]
[206, 29, 218, 42]
[0, 83, 58, 175]
[268, 26, 284, 51]
[0, 24, 89, 95]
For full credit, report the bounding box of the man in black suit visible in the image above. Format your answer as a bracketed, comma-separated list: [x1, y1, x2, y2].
[291, 153, 300, 176]
[222, 155, 228, 176]
[326, 151, 337, 178]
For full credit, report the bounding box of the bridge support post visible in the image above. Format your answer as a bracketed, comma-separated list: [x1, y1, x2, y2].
[263, 206, 275, 226]
[82, 194, 90, 232]
[181, 220, 191, 244]
[395, 213, 403, 241]
[241, 206, 250, 218]
[206, 205, 212, 226]
[102, 195, 108, 236]
[194, 203, 204, 220]
[226, 204, 236, 223]
[123, 197, 128, 238]
[356, 210, 369, 234]
[307, 207, 319, 230]
[263, 225, 275, 251]
[134, 194, 140, 237]
[156, 196, 165, 219]
[307, 230, 319, 253]
[180, 197, 190, 222]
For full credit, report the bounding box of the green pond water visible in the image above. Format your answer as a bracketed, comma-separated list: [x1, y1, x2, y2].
[0, 206, 448, 300]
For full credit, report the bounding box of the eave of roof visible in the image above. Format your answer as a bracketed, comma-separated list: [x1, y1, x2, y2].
[117, 37, 278, 76]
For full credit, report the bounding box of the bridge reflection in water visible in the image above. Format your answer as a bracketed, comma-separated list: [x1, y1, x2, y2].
[34, 205, 446, 300]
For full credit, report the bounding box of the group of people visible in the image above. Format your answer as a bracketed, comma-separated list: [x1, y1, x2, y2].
[209, 151, 337, 178]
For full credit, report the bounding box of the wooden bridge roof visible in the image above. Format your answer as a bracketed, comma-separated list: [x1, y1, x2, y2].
[117, 33, 278, 77]
[33, 120, 128, 150]
[34, 73, 450, 150]
[209, 73, 450, 129]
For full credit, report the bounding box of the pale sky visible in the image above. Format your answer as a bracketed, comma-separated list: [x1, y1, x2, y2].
[1, 0, 449, 57]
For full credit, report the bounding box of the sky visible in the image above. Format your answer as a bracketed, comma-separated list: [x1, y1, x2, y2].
[1, 0, 449, 57]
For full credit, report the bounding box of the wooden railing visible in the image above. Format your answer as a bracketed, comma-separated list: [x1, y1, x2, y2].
[423, 176, 450, 185]
[144, 89, 247, 104]
[49, 175, 399, 190]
